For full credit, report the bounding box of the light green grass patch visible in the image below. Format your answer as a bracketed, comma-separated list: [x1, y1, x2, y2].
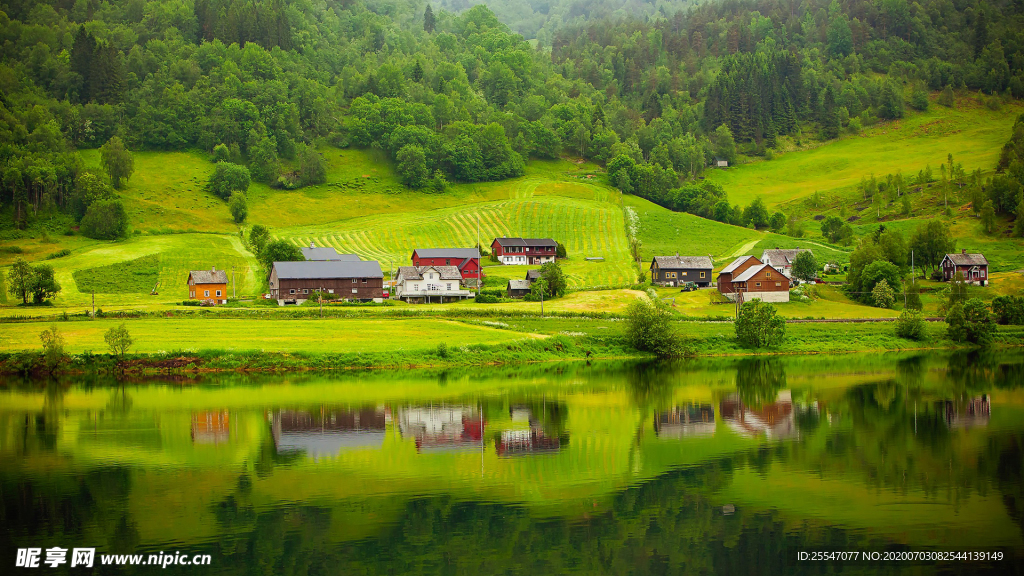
[72, 254, 160, 294]
[707, 98, 1024, 208]
[623, 195, 762, 262]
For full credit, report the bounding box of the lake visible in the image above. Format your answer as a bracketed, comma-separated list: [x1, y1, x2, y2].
[1, 351, 1022, 574]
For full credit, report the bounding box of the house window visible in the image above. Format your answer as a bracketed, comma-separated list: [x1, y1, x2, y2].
[290, 289, 295, 294]
[447, 283, 452, 290]
[352, 288, 357, 294]
[414, 284, 419, 291]
[362, 278, 367, 283]
[352, 278, 357, 283]
[328, 289, 334, 293]
[700, 272, 706, 279]
[216, 290, 222, 297]
[303, 289, 308, 294]
[666, 272, 676, 279]
[766, 272, 771, 279]
[981, 270, 986, 277]
[755, 282, 761, 287]
[446, 259, 451, 265]
[776, 282, 782, 287]
[682, 271, 688, 276]
[204, 290, 210, 297]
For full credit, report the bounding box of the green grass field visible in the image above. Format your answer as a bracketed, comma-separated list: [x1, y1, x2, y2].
[72, 253, 160, 294]
[0, 317, 539, 353]
[706, 96, 1023, 209]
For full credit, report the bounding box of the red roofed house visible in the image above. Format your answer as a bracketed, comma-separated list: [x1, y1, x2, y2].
[490, 238, 557, 265]
[941, 249, 989, 286]
[411, 248, 482, 285]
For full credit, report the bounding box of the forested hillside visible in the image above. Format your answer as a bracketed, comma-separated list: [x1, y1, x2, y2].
[1, 0, 1024, 237]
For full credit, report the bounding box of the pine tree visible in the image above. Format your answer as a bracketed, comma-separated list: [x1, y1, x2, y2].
[71, 27, 96, 102]
[424, 5, 435, 33]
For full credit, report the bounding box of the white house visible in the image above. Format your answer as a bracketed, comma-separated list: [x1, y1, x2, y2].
[761, 248, 811, 279]
[394, 265, 471, 303]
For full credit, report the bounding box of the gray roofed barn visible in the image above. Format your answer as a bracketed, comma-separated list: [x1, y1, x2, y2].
[273, 260, 383, 279]
[301, 244, 360, 261]
[652, 255, 713, 269]
[526, 269, 542, 282]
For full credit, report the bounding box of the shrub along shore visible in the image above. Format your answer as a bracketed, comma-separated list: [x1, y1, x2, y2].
[1, 318, 1021, 376]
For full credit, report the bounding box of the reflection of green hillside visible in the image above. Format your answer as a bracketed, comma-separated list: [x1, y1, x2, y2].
[1, 352, 1023, 568]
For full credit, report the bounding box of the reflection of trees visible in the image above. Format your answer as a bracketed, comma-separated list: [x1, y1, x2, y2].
[626, 360, 676, 413]
[734, 358, 786, 408]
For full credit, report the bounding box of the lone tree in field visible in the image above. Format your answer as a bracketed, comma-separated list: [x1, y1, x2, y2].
[100, 136, 134, 189]
[229, 192, 248, 223]
[248, 224, 270, 256]
[872, 279, 895, 309]
[39, 325, 66, 373]
[735, 299, 786, 348]
[820, 215, 844, 243]
[7, 258, 33, 304]
[540, 261, 567, 298]
[30, 265, 61, 304]
[625, 298, 683, 358]
[791, 251, 818, 282]
[104, 323, 134, 360]
[946, 298, 995, 345]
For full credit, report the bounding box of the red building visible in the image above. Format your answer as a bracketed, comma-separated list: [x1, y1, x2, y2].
[941, 250, 989, 286]
[490, 238, 557, 265]
[411, 248, 482, 280]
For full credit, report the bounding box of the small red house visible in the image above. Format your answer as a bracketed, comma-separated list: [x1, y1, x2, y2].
[411, 248, 482, 281]
[941, 250, 989, 286]
[491, 238, 557, 265]
[716, 255, 790, 303]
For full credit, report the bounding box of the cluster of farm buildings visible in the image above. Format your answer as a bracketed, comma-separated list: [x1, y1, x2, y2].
[186, 236, 989, 306]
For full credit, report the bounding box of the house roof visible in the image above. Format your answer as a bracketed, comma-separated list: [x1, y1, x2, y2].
[189, 269, 229, 284]
[526, 269, 542, 281]
[945, 252, 988, 266]
[493, 237, 557, 247]
[733, 264, 771, 283]
[651, 255, 713, 270]
[508, 279, 532, 290]
[273, 260, 383, 280]
[301, 246, 359, 261]
[396, 266, 463, 282]
[761, 249, 810, 267]
[413, 248, 480, 259]
[721, 255, 759, 275]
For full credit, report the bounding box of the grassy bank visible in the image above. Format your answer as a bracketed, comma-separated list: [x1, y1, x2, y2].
[1, 316, 1020, 375]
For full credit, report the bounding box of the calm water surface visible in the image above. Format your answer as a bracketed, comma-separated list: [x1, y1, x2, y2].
[2, 352, 1023, 575]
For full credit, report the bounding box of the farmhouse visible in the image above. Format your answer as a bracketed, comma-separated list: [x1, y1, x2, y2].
[716, 255, 790, 303]
[507, 279, 532, 299]
[941, 249, 989, 286]
[649, 254, 713, 287]
[411, 248, 482, 284]
[187, 267, 229, 304]
[301, 242, 359, 261]
[268, 260, 384, 304]
[394, 266, 471, 303]
[761, 248, 811, 279]
[491, 238, 558, 265]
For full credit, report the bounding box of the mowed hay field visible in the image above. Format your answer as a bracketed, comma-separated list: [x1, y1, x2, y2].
[706, 97, 1024, 208]
[275, 186, 636, 288]
[0, 318, 539, 353]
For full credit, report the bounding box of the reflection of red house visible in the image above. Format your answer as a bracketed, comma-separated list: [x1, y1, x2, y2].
[398, 406, 484, 452]
[720, 391, 795, 439]
[655, 404, 715, 438]
[191, 410, 230, 444]
[940, 395, 990, 429]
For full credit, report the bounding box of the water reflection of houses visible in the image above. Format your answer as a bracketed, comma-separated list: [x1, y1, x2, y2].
[655, 404, 716, 438]
[939, 395, 990, 429]
[191, 410, 230, 444]
[495, 406, 566, 456]
[397, 405, 484, 452]
[720, 391, 795, 439]
[271, 407, 386, 458]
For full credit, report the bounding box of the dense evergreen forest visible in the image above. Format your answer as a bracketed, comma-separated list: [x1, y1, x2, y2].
[2, 0, 1024, 233]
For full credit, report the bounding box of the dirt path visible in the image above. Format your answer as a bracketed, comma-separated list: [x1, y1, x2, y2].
[728, 239, 761, 258]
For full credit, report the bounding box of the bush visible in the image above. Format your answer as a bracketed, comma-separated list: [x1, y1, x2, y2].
[735, 299, 786, 348]
[625, 299, 684, 358]
[992, 295, 1024, 325]
[946, 298, 995, 345]
[895, 309, 926, 340]
[45, 248, 71, 259]
[212, 143, 230, 162]
[80, 199, 130, 240]
[208, 162, 251, 199]
[38, 325, 66, 373]
[872, 279, 895, 309]
[436, 341, 451, 359]
[475, 294, 499, 303]
[104, 323, 134, 359]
